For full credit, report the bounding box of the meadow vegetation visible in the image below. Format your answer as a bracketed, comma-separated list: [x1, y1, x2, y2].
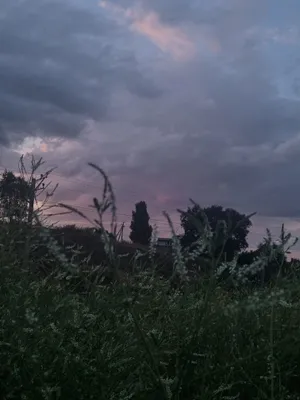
[1, 157, 300, 399]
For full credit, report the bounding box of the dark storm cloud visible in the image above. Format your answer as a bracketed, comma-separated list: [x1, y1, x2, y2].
[0, 0, 161, 145]
[2, 0, 300, 227]
[132, 50, 300, 147]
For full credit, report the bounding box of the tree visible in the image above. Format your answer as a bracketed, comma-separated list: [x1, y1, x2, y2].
[0, 170, 31, 223]
[181, 204, 252, 261]
[129, 201, 152, 245]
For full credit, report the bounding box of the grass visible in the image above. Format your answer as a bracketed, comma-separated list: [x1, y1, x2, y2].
[1, 160, 300, 399]
[1, 238, 300, 399]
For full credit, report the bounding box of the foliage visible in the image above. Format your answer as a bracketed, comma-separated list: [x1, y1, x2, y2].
[218, 225, 297, 287]
[2, 223, 300, 399]
[0, 170, 30, 223]
[130, 201, 153, 246]
[180, 203, 253, 262]
[2, 159, 300, 399]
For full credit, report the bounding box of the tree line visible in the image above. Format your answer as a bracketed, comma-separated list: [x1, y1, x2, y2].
[129, 200, 252, 261]
[0, 168, 292, 279]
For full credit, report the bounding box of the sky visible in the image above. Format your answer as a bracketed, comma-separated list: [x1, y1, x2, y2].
[0, 0, 300, 252]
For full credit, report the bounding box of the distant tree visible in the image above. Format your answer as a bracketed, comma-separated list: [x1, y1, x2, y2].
[129, 201, 152, 245]
[0, 170, 30, 223]
[181, 204, 252, 261]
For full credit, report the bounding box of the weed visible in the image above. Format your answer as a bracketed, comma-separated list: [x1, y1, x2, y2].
[1, 161, 300, 399]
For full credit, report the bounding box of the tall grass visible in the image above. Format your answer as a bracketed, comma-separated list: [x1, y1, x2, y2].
[1, 161, 300, 399]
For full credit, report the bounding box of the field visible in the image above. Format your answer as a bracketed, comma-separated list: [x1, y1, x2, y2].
[1, 222, 300, 400]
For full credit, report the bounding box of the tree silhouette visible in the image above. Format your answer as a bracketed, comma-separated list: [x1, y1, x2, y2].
[129, 201, 152, 245]
[0, 170, 30, 223]
[181, 204, 252, 261]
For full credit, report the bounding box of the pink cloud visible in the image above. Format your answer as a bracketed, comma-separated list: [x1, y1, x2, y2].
[99, 1, 196, 61]
[40, 143, 48, 153]
[131, 11, 196, 61]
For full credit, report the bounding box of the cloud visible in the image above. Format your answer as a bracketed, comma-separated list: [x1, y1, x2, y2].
[130, 11, 196, 61]
[0, 0, 161, 146]
[99, 1, 196, 61]
[1, 0, 300, 249]
[265, 27, 300, 44]
[245, 26, 300, 47]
